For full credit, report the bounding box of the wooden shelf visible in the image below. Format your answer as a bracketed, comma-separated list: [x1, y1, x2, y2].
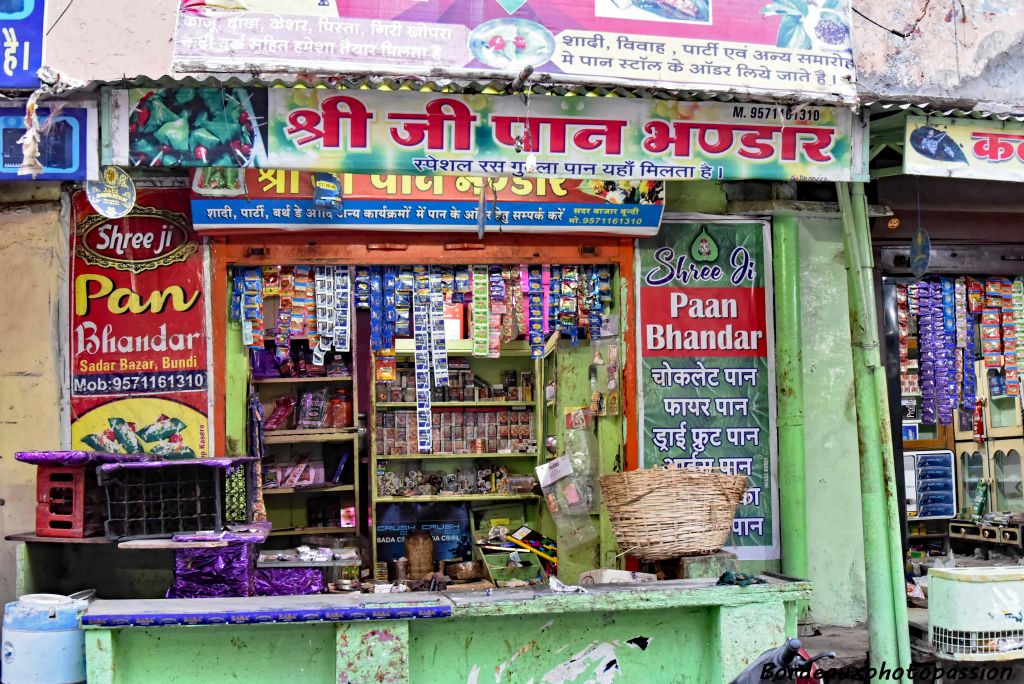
[377, 453, 538, 461]
[262, 484, 354, 495]
[253, 376, 353, 385]
[268, 526, 357, 537]
[5, 533, 113, 544]
[375, 494, 539, 503]
[377, 401, 535, 409]
[264, 429, 358, 444]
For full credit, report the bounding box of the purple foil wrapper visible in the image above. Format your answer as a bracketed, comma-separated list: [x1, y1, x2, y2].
[251, 348, 280, 379]
[254, 568, 325, 596]
[166, 542, 256, 599]
[99, 457, 255, 474]
[15, 450, 150, 467]
[173, 522, 272, 544]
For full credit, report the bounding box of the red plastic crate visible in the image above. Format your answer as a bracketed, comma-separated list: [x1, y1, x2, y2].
[35, 465, 105, 538]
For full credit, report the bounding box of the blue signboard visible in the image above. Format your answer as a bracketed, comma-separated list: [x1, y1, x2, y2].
[0, 0, 44, 88]
[0, 104, 94, 180]
[191, 198, 665, 236]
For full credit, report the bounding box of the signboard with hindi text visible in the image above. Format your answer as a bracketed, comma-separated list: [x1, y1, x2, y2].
[69, 189, 210, 460]
[636, 221, 778, 561]
[190, 169, 665, 236]
[109, 87, 857, 183]
[171, 0, 855, 102]
[904, 115, 1024, 183]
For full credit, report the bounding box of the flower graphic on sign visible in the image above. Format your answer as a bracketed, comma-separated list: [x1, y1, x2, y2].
[761, 0, 851, 53]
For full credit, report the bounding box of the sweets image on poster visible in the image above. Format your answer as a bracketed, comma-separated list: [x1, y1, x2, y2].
[635, 221, 779, 561]
[71, 397, 209, 459]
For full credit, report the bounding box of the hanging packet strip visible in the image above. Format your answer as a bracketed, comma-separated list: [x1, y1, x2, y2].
[242, 267, 264, 349]
[526, 265, 545, 358]
[918, 280, 940, 425]
[333, 266, 351, 353]
[413, 266, 433, 453]
[312, 265, 335, 366]
[586, 266, 604, 341]
[230, 270, 244, 322]
[428, 267, 449, 387]
[355, 266, 371, 309]
[383, 266, 397, 351]
[472, 265, 490, 357]
[489, 266, 505, 358]
[955, 278, 967, 349]
[549, 266, 561, 332]
[1003, 278, 1019, 395]
[560, 266, 580, 346]
[369, 266, 384, 352]
[275, 266, 294, 361]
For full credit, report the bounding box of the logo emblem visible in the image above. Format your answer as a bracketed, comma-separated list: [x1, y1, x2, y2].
[690, 226, 718, 263]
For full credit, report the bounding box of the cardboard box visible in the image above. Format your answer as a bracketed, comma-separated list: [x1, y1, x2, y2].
[578, 569, 657, 586]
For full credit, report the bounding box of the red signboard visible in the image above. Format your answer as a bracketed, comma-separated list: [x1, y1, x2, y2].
[640, 286, 767, 358]
[70, 189, 210, 459]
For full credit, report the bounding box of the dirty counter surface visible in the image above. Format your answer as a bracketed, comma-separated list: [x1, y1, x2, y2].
[81, 576, 810, 684]
[81, 575, 808, 626]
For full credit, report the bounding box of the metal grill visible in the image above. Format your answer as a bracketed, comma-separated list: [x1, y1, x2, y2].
[99, 464, 224, 540]
[932, 626, 1024, 656]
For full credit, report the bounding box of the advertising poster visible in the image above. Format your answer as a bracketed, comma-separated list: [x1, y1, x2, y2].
[636, 222, 778, 560]
[375, 502, 473, 564]
[189, 169, 664, 236]
[0, 0, 44, 88]
[171, 0, 855, 101]
[904, 115, 1024, 183]
[69, 189, 210, 459]
[111, 87, 855, 183]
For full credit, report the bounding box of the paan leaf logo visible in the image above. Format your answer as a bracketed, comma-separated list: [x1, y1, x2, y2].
[691, 226, 719, 263]
[76, 205, 197, 274]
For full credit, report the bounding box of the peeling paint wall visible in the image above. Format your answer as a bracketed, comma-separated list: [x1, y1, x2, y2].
[798, 217, 868, 627]
[855, 0, 1024, 111]
[0, 193, 67, 608]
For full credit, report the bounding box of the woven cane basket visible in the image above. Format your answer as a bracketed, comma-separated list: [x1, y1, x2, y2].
[599, 468, 748, 561]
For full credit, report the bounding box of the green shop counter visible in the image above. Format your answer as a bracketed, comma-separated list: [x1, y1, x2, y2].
[80, 576, 810, 683]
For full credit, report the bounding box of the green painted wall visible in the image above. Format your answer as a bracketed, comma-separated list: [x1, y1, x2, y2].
[797, 217, 867, 627]
[664, 182, 868, 626]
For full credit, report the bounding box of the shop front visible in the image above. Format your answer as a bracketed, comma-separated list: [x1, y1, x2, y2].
[3, 1, 894, 679]
[870, 107, 1024, 662]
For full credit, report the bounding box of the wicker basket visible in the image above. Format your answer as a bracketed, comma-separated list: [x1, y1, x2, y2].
[599, 468, 748, 560]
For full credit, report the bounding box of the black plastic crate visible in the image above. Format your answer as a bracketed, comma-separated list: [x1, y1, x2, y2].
[97, 458, 255, 540]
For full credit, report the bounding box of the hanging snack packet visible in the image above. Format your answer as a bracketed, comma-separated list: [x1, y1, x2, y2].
[265, 396, 297, 431]
[297, 389, 329, 430]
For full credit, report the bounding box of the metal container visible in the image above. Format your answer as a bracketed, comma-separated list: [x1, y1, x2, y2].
[389, 558, 409, 582]
[2, 594, 89, 684]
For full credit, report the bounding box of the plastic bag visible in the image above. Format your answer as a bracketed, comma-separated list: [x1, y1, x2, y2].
[167, 542, 256, 598]
[536, 455, 597, 551]
[254, 568, 324, 596]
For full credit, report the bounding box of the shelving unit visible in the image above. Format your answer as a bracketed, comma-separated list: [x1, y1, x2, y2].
[369, 331, 558, 572]
[244, 267, 362, 542]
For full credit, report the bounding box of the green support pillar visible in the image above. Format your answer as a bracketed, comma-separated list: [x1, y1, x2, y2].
[772, 216, 809, 611]
[850, 181, 912, 672]
[836, 182, 910, 681]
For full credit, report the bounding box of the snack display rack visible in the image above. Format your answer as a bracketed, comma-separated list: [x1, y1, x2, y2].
[369, 328, 559, 571]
